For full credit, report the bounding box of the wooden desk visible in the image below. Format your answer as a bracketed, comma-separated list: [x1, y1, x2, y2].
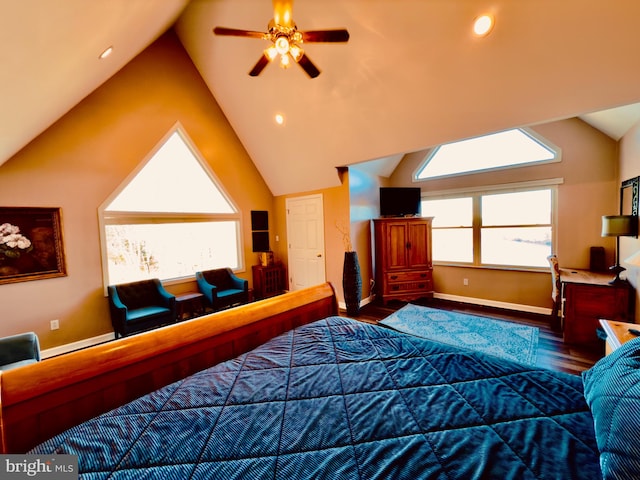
[599, 319, 639, 355]
[560, 269, 634, 346]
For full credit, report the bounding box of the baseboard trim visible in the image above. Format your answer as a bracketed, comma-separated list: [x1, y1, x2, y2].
[339, 295, 374, 313]
[41, 332, 115, 359]
[42, 294, 547, 358]
[433, 293, 551, 316]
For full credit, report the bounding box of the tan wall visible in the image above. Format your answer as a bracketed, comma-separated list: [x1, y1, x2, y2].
[348, 167, 384, 300]
[619, 121, 640, 321]
[272, 167, 381, 308]
[0, 31, 274, 349]
[273, 179, 350, 303]
[390, 118, 619, 310]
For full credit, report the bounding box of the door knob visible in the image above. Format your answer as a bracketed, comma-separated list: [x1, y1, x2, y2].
[317, 253, 323, 257]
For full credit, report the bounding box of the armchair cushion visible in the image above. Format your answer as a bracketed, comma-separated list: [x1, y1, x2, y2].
[0, 332, 40, 371]
[127, 306, 172, 322]
[108, 279, 176, 338]
[196, 268, 249, 311]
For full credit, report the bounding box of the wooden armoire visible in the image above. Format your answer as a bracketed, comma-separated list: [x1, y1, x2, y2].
[373, 217, 434, 305]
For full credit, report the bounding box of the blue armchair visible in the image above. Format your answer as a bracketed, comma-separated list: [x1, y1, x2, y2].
[108, 279, 176, 338]
[0, 332, 40, 371]
[196, 268, 249, 311]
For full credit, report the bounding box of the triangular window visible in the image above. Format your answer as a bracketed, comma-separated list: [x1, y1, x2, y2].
[99, 125, 242, 286]
[415, 128, 559, 180]
[106, 130, 235, 214]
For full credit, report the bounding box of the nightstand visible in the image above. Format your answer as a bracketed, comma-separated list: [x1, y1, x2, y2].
[599, 319, 640, 355]
[561, 270, 633, 345]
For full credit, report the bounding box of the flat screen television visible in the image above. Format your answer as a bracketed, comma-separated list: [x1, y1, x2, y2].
[379, 187, 422, 217]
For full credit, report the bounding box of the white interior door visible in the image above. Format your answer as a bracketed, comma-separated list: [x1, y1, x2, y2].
[286, 194, 326, 291]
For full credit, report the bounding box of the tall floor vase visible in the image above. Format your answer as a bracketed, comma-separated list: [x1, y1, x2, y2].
[343, 251, 362, 316]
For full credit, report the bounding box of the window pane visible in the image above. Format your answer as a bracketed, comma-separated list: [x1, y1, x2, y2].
[432, 228, 473, 263]
[106, 132, 235, 214]
[422, 198, 472, 227]
[416, 128, 556, 180]
[481, 227, 551, 267]
[482, 190, 551, 226]
[105, 222, 239, 284]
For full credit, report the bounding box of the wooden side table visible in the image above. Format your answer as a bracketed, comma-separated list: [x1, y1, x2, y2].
[176, 292, 205, 321]
[560, 269, 634, 345]
[252, 263, 286, 300]
[599, 319, 640, 355]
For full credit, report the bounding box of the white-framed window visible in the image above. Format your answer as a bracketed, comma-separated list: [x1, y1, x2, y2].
[422, 183, 558, 269]
[99, 124, 243, 286]
[415, 128, 560, 181]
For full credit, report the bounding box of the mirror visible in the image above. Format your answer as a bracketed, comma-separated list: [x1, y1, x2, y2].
[620, 176, 639, 216]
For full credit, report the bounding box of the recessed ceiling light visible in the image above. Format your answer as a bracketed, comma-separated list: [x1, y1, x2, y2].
[99, 46, 113, 59]
[473, 14, 494, 37]
[275, 113, 285, 125]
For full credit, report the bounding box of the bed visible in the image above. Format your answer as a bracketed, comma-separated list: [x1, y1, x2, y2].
[2, 282, 639, 479]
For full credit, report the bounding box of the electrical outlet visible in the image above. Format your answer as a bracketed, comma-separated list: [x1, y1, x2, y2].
[50, 319, 59, 330]
[463, 278, 469, 286]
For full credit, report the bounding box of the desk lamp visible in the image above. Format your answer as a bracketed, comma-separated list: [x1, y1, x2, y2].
[602, 215, 638, 284]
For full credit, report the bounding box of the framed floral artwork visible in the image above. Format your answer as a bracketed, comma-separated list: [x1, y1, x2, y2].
[0, 207, 67, 285]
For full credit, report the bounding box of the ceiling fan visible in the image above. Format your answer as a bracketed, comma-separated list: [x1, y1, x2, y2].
[213, 0, 349, 78]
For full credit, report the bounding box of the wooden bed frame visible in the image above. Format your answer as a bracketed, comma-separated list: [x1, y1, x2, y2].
[0, 283, 338, 453]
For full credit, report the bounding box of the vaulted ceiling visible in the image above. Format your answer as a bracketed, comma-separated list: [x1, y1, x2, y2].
[3, 1, 640, 196]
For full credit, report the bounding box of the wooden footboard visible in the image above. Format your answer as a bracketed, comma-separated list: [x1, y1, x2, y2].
[0, 283, 337, 453]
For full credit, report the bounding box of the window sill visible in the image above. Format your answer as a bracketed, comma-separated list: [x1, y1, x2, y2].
[433, 262, 548, 274]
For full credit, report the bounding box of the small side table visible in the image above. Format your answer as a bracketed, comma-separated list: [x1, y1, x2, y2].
[252, 263, 286, 300]
[176, 292, 205, 321]
[599, 319, 640, 355]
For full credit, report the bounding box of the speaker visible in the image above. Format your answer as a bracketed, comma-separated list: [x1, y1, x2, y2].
[251, 211, 269, 231]
[590, 246, 606, 272]
[252, 231, 270, 253]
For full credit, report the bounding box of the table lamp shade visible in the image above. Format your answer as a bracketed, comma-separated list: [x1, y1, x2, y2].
[602, 214, 638, 284]
[601, 215, 638, 237]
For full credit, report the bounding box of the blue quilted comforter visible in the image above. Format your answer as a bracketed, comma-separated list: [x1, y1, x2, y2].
[32, 316, 601, 479]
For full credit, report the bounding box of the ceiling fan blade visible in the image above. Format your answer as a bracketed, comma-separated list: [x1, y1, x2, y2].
[301, 29, 350, 43]
[249, 53, 271, 77]
[297, 53, 320, 78]
[213, 27, 265, 39]
[273, 0, 294, 27]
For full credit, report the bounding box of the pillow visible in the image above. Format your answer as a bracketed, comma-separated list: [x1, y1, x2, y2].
[582, 337, 640, 479]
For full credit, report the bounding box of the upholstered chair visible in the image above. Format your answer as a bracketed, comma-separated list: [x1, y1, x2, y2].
[108, 278, 176, 338]
[196, 268, 249, 311]
[0, 332, 40, 371]
[547, 254, 562, 332]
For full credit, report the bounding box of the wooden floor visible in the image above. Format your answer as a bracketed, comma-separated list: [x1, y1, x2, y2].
[344, 298, 604, 376]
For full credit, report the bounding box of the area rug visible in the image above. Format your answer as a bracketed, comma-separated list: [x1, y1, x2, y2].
[379, 304, 539, 365]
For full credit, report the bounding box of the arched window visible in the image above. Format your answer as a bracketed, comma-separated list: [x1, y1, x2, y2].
[99, 124, 242, 286]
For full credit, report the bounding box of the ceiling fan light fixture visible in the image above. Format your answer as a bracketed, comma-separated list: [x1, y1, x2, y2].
[280, 53, 291, 68]
[266, 46, 279, 60]
[275, 36, 290, 55]
[289, 45, 303, 62]
[213, 3, 349, 78]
